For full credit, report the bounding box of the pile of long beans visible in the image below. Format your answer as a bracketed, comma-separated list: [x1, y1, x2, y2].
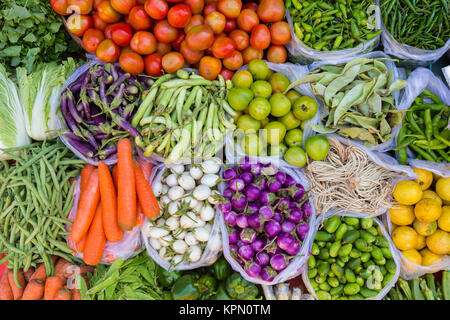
[381, 0, 450, 50]
[397, 90, 450, 164]
[132, 70, 236, 164]
[287, 0, 381, 51]
[0, 140, 84, 283]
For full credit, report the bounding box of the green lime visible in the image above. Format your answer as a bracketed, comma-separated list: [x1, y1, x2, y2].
[248, 59, 269, 80]
[232, 70, 253, 88]
[251, 80, 273, 98]
[286, 90, 302, 104]
[285, 129, 303, 147]
[269, 72, 290, 93]
[284, 146, 308, 167]
[269, 142, 288, 156]
[293, 95, 318, 120]
[279, 111, 301, 130]
[237, 114, 261, 133]
[269, 93, 291, 117]
[305, 135, 330, 161]
[262, 121, 286, 145]
[227, 87, 254, 111]
[248, 97, 271, 120]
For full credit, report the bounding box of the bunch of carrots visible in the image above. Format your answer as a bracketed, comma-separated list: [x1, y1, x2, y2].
[69, 138, 160, 266]
[0, 256, 93, 300]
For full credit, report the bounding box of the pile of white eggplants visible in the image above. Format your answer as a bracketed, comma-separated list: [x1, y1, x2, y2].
[143, 158, 223, 265]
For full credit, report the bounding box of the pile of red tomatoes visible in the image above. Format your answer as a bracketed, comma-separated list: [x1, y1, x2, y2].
[50, 0, 290, 80]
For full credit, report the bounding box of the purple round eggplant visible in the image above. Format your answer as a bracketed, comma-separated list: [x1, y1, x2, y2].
[238, 245, 254, 260]
[248, 212, 263, 229]
[261, 163, 277, 176]
[223, 211, 237, 227]
[285, 240, 300, 255]
[231, 194, 247, 211]
[223, 188, 233, 199]
[245, 261, 262, 277]
[251, 237, 266, 252]
[250, 162, 262, 175]
[267, 179, 282, 193]
[286, 208, 303, 223]
[239, 157, 252, 171]
[218, 201, 232, 213]
[247, 202, 260, 215]
[240, 228, 257, 243]
[270, 254, 288, 271]
[229, 178, 245, 192]
[259, 206, 273, 219]
[302, 202, 312, 218]
[276, 232, 296, 251]
[283, 175, 296, 187]
[236, 214, 249, 228]
[240, 171, 254, 184]
[296, 223, 310, 240]
[274, 171, 286, 184]
[264, 220, 281, 237]
[229, 229, 239, 244]
[223, 167, 239, 180]
[255, 251, 270, 267]
[281, 221, 296, 233]
[260, 266, 277, 281]
[272, 212, 282, 223]
[245, 184, 261, 202]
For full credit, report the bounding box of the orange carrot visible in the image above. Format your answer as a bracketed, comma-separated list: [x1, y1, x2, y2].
[117, 138, 136, 231]
[136, 202, 145, 226]
[54, 259, 73, 280]
[23, 268, 34, 283]
[7, 270, 25, 300]
[80, 164, 95, 192]
[72, 168, 100, 242]
[98, 161, 123, 242]
[30, 264, 46, 282]
[83, 203, 106, 266]
[112, 164, 118, 188]
[138, 158, 153, 180]
[0, 270, 13, 300]
[53, 287, 72, 300]
[134, 162, 160, 219]
[44, 276, 64, 300]
[21, 279, 45, 300]
[72, 288, 81, 300]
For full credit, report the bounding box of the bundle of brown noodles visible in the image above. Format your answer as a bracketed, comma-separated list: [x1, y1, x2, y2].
[305, 137, 407, 215]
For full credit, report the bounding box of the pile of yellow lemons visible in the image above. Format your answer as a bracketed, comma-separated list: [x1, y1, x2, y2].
[391, 168, 450, 267]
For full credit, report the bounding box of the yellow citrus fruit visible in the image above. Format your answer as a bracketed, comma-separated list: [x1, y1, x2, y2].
[413, 168, 433, 190]
[415, 234, 427, 250]
[413, 219, 438, 236]
[426, 229, 450, 255]
[392, 226, 418, 250]
[422, 190, 442, 206]
[436, 177, 450, 201]
[438, 206, 450, 232]
[393, 180, 423, 205]
[389, 204, 415, 226]
[402, 249, 422, 265]
[414, 198, 442, 223]
[420, 248, 443, 266]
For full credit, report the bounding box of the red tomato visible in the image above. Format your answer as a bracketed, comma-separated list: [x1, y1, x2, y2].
[154, 19, 179, 43]
[222, 50, 242, 70]
[250, 24, 271, 50]
[217, 0, 241, 19]
[185, 24, 215, 51]
[242, 46, 263, 64]
[104, 24, 114, 38]
[130, 31, 157, 55]
[93, 12, 108, 30]
[119, 52, 144, 75]
[211, 36, 235, 58]
[242, 2, 257, 12]
[67, 0, 93, 14]
[94, 0, 103, 8]
[82, 28, 105, 52]
[184, 14, 204, 33]
[97, 0, 122, 23]
[266, 44, 286, 63]
[67, 13, 93, 37]
[108, 23, 133, 46]
[183, 0, 204, 14]
[229, 29, 249, 50]
[223, 18, 236, 32]
[96, 39, 120, 62]
[162, 52, 185, 73]
[199, 56, 221, 80]
[136, 0, 145, 3]
[50, 0, 69, 15]
[120, 46, 134, 54]
[128, 5, 152, 30]
[203, 2, 217, 15]
[144, 0, 169, 20]
[236, 9, 258, 33]
[156, 42, 172, 55]
[171, 30, 185, 51]
[204, 46, 213, 56]
[219, 67, 234, 81]
[110, 0, 137, 14]
[144, 53, 163, 76]
[180, 40, 203, 64]
[204, 11, 226, 34]
[167, 4, 192, 28]
[270, 21, 291, 45]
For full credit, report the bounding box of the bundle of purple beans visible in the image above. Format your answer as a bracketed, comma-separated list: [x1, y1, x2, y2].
[220, 158, 312, 282]
[60, 63, 151, 161]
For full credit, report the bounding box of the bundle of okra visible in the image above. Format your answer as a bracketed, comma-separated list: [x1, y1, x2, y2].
[396, 90, 449, 164]
[132, 70, 236, 164]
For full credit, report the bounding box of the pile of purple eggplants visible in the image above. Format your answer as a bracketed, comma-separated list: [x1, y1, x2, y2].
[60, 63, 150, 161]
[220, 158, 312, 282]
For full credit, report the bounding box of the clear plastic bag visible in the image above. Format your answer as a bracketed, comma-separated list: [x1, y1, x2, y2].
[285, 3, 381, 65]
[141, 163, 222, 271]
[307, 51, 406, 153]
[65, 178, 142, 265]
[393, 67, 450, 175]
[302, 212, 401, 300]
[219, 157, 317, 285]
[226, 61, 321, 167]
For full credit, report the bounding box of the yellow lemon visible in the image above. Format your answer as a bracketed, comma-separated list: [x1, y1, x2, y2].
[389, 204, 415, 226]
[413, 219, 438, 236]
[426, 229, 450, 255]
[438, 206, 450, 232]
[402, 249, 422, 265]
[436, 177, 450, 201]
[420, 248, 443, 266]
[414, 198, 442, 223]
[415, 234, 427, 250]
[413, 168, 433, 190]
[392, 226, 418, 250]
[422, 190, 442, 206]
[393, 180, 423, 205]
